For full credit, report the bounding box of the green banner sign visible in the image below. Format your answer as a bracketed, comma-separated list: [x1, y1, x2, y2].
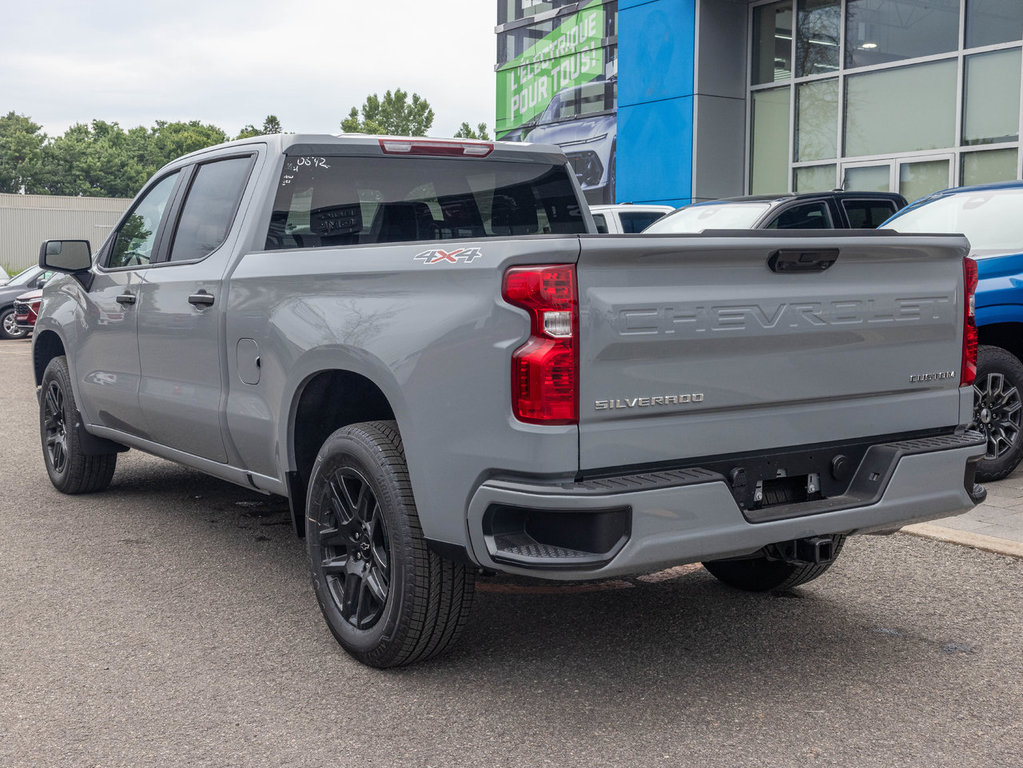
[496, 1, 606, 134]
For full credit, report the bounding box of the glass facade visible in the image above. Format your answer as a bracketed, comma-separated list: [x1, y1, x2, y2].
[750, 0, 1023, 200]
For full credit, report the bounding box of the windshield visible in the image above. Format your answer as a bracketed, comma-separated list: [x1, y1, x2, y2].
[885, 188, 1023, 255]
[643, 202, 772, 234]
[5, 266, 40, 287]
[539, 80, 616, 124]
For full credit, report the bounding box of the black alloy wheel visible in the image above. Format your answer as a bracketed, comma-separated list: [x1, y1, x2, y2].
[39, 356, 117, 493]
[42, 379, 70, 475]
[305, 421, 475, 668]
[971, 345, 1023, 482]
[317, 467, 391, 630]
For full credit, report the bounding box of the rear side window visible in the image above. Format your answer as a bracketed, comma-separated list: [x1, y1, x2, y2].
[169, 156, 253, 262]
[592, 213, 609, 233]
[265, 156, 585, 249]
[843, 199, 899, 228]
[620, 211, 667, 233]
[764, 201, 833, 229]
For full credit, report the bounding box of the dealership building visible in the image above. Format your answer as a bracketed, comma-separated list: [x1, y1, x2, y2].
[496, 0, 1023, 207]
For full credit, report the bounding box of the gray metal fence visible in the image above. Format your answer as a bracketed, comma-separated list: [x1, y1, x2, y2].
[0, 193, 130, 273]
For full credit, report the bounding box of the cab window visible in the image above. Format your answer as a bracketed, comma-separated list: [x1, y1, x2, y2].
[843, 199, 899, 228]
[764, 201, 833, 229]
[108, 172, 179, 268]
[168, 156, 253, 262]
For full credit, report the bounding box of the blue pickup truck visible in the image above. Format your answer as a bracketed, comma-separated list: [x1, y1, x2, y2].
[885, 181, 1023, 481]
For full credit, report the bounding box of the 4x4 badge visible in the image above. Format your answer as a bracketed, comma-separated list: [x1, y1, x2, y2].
[414, 248, 483, 265]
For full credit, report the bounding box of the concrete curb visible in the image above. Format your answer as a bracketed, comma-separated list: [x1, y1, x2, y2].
[901, 523, 1023, 559]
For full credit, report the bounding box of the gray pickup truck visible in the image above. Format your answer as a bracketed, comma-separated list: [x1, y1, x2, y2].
[33, 134, 986, 668]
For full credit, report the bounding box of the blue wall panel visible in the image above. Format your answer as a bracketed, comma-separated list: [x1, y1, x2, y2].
[619, 0, 696, 107]
[617, 97, 694, 204]
[618, 0, 697, 204]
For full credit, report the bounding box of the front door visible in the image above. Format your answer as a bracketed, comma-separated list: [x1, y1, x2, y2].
[75, 170, 181, 437]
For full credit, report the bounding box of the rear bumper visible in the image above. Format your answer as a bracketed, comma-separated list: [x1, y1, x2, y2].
[465, 431, 987, 580]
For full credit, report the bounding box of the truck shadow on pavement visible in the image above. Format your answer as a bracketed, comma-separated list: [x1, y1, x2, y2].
[77, 453, 985, 696]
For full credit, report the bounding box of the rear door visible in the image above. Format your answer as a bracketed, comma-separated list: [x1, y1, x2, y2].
[135, 153, 256, 463]
[576, 232, 969, 470]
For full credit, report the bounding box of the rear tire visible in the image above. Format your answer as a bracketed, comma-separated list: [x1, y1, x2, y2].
[39, 356, 116, 493]
[702, 535, 846, 592]
[1, 307, 27, 340]
[971, 345, 1023, 482]
[305, 420, 475, 668]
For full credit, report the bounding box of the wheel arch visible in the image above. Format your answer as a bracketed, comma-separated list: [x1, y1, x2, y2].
[33, 329, 67, 386]
[978, 321, 1023, 362]
[286, 368, 397, 537]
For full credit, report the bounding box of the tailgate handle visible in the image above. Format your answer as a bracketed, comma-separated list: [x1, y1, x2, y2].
[768, 249, 839, 273]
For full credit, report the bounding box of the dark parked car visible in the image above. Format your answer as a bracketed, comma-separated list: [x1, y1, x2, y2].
[643, 191, 907, 234]
[1, 266, 52, 340]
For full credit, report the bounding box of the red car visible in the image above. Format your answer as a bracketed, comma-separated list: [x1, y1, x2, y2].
[12, 289, 42, 333]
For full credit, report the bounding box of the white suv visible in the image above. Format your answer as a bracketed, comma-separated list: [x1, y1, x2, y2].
[589, 203, 674, 234]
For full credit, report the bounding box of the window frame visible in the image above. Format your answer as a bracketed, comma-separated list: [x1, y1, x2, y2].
[748, 0, 1023, 195]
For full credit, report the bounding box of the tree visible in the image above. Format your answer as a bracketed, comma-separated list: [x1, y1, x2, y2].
[146, 120, 228, 170]
[26, 118, 227, 198]
[0, 112, 46, 193]
[453, 122, 490, 141]
[29, 121, 149, 197]
[236, 114, 283, 139]
[341, 89, 434, 136]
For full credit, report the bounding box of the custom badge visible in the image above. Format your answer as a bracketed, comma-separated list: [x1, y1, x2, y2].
[413, 247, 483, 265]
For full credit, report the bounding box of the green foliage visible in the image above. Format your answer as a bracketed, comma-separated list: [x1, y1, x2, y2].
[341, 89, 435, 136]
[0, 112, 46, 193]
[453, 122, 491, 141]
[236, 114, 283, 140]
[0, 99, 480, 200]
[21, 119, 227, 198]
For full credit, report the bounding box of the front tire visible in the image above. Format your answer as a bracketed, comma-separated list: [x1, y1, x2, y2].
[1, 307, 27, 340]
[702, 535, 846, 592]
[971, 345, 1023, 482]
[305, 420, 475, 668]
[39, 356, 117, 493]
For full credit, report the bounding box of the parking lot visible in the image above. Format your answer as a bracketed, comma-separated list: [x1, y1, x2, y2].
[1, 340, 1022, 767]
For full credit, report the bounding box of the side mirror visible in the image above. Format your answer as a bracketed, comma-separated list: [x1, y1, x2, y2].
[40, 240, 92, 273]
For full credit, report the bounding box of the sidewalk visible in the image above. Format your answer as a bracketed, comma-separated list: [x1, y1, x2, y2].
[903, 464, 1023, 558]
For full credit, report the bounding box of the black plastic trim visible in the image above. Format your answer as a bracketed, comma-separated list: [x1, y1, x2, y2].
[286, 470, 307, 537]
[425, 539, 477, 567]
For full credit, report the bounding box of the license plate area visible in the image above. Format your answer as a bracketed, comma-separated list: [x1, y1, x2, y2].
[756, 473, 820, 508]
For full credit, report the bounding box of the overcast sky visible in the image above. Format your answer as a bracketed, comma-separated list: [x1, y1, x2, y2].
[0, 0, 497, 139]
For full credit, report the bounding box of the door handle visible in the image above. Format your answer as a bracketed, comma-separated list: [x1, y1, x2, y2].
[115, 293, 136, 306]
[188, 291, 215, 307]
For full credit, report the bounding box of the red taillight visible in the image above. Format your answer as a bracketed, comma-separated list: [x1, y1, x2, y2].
[962, 257, 978, 386]
[503, 265, 578, 425]
[378, 139, 494, 157]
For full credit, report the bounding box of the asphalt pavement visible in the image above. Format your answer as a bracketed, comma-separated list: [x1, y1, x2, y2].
[2, 340, 1022, 767]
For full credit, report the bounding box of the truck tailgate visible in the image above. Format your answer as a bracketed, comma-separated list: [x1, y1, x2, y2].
[577, 231, 971, 471]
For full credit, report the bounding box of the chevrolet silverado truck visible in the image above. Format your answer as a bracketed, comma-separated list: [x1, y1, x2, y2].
[33, 134, 986, 668]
